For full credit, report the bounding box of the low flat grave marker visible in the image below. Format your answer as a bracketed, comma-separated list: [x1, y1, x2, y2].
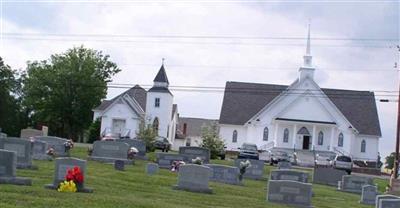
[234, 159, 264, 180]
[339, 175, 374, 194]
[205, 164, 241, 185]
[173, 164, 212, 193]
[0, 137, 36, 169]
[277, 161, 292, 169]
[88, 141, 132, 164]
[114, 160, 125, 171]
[360, 185, 377, 205]
[146, 163, 159, 175]
[156, 153, 191, 169]
[270, 170, 309, 183]
[0, 149, 32, 186]
[313, 166, 347, 186]
[267, 180, 313, 207]
[179, 146, 210, 164]
[35, 136, 70, 157]
[45, 157, 93, 193]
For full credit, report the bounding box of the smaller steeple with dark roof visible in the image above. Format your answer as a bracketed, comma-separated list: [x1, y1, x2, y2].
[153, 59, 169, 86]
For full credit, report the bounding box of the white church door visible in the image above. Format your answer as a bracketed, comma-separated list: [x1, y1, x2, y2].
[112, 119, 126, 137]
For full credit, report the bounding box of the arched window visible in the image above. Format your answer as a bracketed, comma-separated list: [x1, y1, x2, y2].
[232, 130, 238, 143]
[338, 133, 344, 147]
[361, 140, 366, 153]
[318, 131, 324, 145]
[283, 128, 289, 143]
[263, 127, 269, 141]
[153, 117, 159, 134]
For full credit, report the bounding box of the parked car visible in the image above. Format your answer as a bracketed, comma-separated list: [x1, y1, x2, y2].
[153, 137, 171, 152]
[331, 155, 353, 174]
[315, 154, 335, 166]
[238, 143, 259, 160]
[268, 150, 290, 165]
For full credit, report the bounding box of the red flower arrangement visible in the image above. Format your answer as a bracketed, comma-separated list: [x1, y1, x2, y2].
[65, 166, 84, 184]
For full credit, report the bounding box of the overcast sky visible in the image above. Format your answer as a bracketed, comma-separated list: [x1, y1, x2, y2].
[1, 1, 399, 158]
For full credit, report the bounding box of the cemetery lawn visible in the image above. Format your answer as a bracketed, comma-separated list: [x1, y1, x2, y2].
[0, 147, 389, 208]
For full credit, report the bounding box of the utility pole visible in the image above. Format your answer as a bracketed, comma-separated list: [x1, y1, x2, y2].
[394, 45, 400, 179]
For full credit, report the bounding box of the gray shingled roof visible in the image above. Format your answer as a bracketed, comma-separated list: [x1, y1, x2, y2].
[178, 117, 218, 137]
[219, 81, 381, 137]
[93, 85, 147, 112]
[154, 65, 169, 84]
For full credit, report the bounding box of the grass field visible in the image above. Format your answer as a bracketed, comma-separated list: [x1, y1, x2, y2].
[0, 147, 389, 208]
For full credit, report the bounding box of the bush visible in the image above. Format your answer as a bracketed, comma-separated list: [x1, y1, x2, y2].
[200, 122, 225, 159]
[86, 118, 101, 143]
[136, 119, 157, 152]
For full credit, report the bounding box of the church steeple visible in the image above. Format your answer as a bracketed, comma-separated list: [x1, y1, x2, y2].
[153, 59, 169, 87]
[299, 23, 315, 81]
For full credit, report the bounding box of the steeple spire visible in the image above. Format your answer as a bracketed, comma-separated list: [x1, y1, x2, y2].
[303, 22, 312, 67]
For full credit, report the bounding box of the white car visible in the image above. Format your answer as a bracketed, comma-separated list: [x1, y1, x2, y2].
[331, 155, 353, 174]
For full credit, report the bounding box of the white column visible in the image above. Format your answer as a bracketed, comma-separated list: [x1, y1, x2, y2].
[274, 122, 279, 147]
[329, 127, 335, 151]
[292, 124, 297, 149]
[311, 125, 316, 150]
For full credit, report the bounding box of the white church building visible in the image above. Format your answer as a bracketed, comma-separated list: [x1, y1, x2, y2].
[92, 64, 179, 144]
[218, 27, 381, 162]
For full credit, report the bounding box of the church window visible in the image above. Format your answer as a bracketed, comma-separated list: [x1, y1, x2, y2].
[318, 131, 324, 145]
[263, 127, 269, 141]
[283, 128, 289, 143]
[338, 133, 344, 147]
[232, 130, 237, 143]
[155, 98, 160, 107]
[361, 140, 366, 153]
[153, 117, 159, 134]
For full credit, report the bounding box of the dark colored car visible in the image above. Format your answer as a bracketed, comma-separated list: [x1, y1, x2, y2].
[268, 150, 290, 165]
[238, 143, 259, 160]
[153, 137, 171, 152]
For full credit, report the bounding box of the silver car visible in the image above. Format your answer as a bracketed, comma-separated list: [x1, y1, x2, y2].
[331, 155, 353, 174]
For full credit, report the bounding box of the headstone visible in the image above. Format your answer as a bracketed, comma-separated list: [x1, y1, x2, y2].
[388, 178, 400, 194]
[340, 175, 374, 194]
[156, 153, 191, 169]
[117, 138, 147, 159]
[0, 149, 32, 186]
[44, 157, 93, 193]
[173, 164, 212, 193]
[267, 180, 313, 207]
[146, 163, 159, 175]
[205, 164, 241, 185]
[35, 136, 70, 157]
[360, 185, 378, 205]
[313, 166, 347, 186]
[234, 159, 264, 180]
[270, 170, 309, 183]
[376, 195, 400, 208]
[179, 146, 210, 164]
[378, 199, 400, 208]
[88, 141, 132, 164]
[32, 140, 52, 160]
[20, 128, 43, 138]
[0, 132, 6, 139]
[114, 160, 125, 171]
[277, 161, 292, 169]
[0, 137, 36, 169]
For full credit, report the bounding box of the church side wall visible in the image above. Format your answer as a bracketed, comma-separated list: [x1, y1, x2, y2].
[219, 124, 247, 151]
[351, 135, 379, 161]
[100, 103, 141, 138]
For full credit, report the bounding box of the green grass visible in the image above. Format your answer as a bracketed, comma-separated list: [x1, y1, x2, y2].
[0, 147, 389, 208]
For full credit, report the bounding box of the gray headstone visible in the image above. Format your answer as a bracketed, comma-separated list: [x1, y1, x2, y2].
[360, 185, 377, 205]
[313, 166, 347, 186]
[376, 195, 400, 208]
[267, 180, 313, 207]
[32, 140, 51, 160]
[0, 133, 6, 139]
[378, 199, 400, 208]
[270, 170, 309, 183]
[156, 153, 191, 168]
[20, 129, 43, 138]
[146, 163, 159, 175]
[35, 136, 69, 157]
[0, 149, 32, 186]
[174, 164, 212, 193]
[341, 175, 374, 194]
[88, 141, 132, 164]
[277, 161, 292, 169]
[117, 139, 146, 158]
[205, 164, 241, 185]
[179, 147, 210, 164]
[0, 137, 33, 169]
[234, 159, 264, 180]
[114, 160, 125, 171]
[45, 157, 93, 193]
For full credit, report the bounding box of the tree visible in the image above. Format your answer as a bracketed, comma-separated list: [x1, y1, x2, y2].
[200, 122, 225, 159]
[23, 46, 120, 141]
[386, 152, 396, 170]
[0, 57, 28, 136]
[86, 118, 101, 143]
[136, 119, 157, 152]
